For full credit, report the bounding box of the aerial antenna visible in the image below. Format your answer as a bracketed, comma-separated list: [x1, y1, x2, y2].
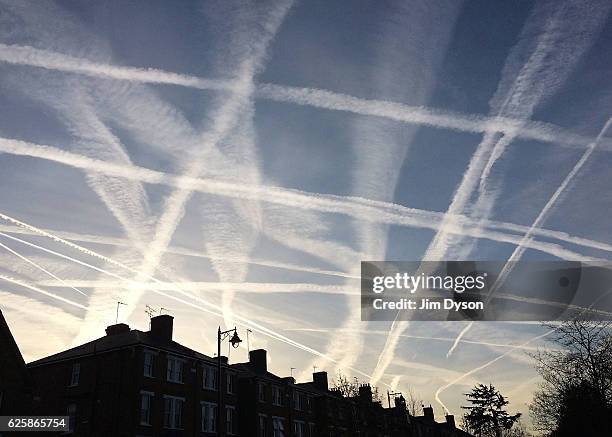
[291, 367, 296, 378]
[145, 305, 158, 318]
[160, 307, 169, 315]
[145, 305, 158, 329]
[313, 365, 318, 373]
[115, 301, 127, 324]
[246, 328, 253, 354]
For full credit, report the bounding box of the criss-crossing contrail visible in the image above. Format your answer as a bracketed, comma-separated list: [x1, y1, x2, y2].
[0, 273, 87, 310]
[370, 0, 612, 383]
[2, 137, 611, 262]
[1, 43, 610, 151]
[127, 0, 294, 331]
[446, 117, 612, 357]
[433, 329, 553, 413]
[0, 237, 87, 297]
[0, 212, 384, 381]
[0, 223, 359, 280]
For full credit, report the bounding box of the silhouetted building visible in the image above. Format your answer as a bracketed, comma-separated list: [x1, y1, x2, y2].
[2, 312, 475, 437]
[27, 315, 238, 436]
[231, 349, 319, 436]
[0, 308, 32, 416]
[295, 371, 356, 436]
[410, 405, 470, 437]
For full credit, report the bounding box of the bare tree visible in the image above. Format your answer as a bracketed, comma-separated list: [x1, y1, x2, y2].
[332, 370, 359, 397]
[529, 318, 612, 436]
[405, 386, 423, 416]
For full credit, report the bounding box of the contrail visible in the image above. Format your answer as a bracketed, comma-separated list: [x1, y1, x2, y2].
[0, 237, 87, 296]
[0, 223, 359, 280]
[0, 213, 383, 381]
[128, 0, 294, 330]
[1, 43, 610, 151]
[37, 279, 357, 295]
[446, 322, 473, 358]
[326, 0, 462, 374]
[447, 117, 612, 356]
[371, 0, 612, 380]
[2, 137, 611, 261]
[487, 117, 612, 301]
[283, 327, 559, 352]
[434, 329, 553, 413]
[0, 274, 87, 310]
[435, 281, 612, 414]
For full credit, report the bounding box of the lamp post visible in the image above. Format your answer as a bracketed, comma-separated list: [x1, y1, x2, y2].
[217, 326, 242, 436]
[387, 391, 402, 409]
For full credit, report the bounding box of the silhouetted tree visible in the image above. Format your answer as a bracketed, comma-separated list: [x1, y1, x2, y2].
[529, 318, 612, 436]
[405, 386, 423, 416]
[501, 419, 531, 437]
[332, 371, 383, 402]
[461, 383, 521, 437]
[332, 371, 359, 397]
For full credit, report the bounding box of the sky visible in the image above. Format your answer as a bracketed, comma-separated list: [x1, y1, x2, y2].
[0, 0, 611, 429]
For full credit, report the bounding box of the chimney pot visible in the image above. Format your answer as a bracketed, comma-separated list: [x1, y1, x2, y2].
[105, 323, 130, 336]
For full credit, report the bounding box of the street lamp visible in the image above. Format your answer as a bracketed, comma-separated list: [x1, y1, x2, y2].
[387, 391, 402, 409]
[217, 327, 242, 436]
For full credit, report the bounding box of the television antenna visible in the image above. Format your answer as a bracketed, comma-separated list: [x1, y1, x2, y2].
[115, 301, 127, 324]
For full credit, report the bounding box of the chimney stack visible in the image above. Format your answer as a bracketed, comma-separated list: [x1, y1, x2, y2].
[423, 405, 434, 422]
[150, 315, 173, 342]
[446, 414, 456, 428]
[359, 384, 373, 402]
[313, 371, 328, 391]
[105, 323, 130, 336]
[249, 349, 267, 373]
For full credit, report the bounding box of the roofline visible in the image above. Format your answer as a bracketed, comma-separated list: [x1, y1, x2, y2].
[27, 331, 220, 368]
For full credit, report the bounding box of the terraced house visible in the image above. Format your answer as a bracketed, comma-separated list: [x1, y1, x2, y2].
[1, 312, 473, 437]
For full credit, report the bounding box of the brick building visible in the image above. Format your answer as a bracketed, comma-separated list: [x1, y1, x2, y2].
[231, 349, 318, 437]
[2, 311, 474, 437]
[27, 315, 238, 437]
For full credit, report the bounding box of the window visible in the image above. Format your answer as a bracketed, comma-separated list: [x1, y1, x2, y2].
[309, 423, 316, 437]
[143, 352, 154, 377]
[258, 382, 266, 402]
[163, 396, 184, 429]
[226, 372, 235, 394]
[272, 417, 285, 437]
[166, 357, 183, 383]
[67, 403, 77, 433]
[258, 414, 267, 437]
[307, 396, 313, 412]
[272, 386, 282, 406]
[140, 392, 153, 425]
[201, 402, 217, 433]
[293, 420, 306, 437]
[204, 365, 218, 390]
[293, 391, 304, 410]
[69, 363, 80, 386]
[226, 405, 236, 435]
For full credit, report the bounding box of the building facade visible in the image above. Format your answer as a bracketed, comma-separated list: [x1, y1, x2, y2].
[2, 312, 473, 437]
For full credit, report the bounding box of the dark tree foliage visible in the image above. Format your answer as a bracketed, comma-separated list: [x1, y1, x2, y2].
[529, 319, 612, 436]
[461, 383, 521, 437]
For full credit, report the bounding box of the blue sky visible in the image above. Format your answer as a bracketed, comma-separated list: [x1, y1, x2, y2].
[0, 0, 611, 427]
